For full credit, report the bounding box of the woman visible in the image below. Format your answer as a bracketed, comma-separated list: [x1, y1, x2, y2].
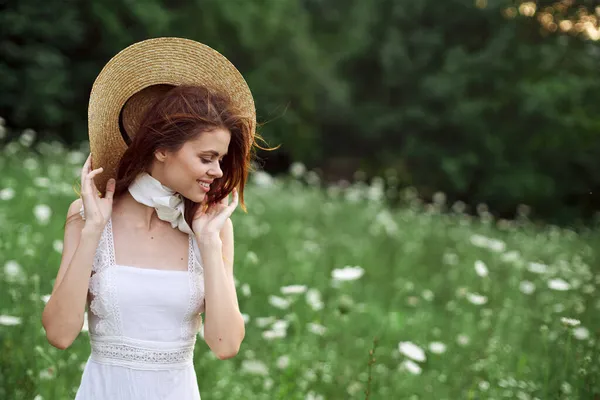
[41, 38, 272, 399]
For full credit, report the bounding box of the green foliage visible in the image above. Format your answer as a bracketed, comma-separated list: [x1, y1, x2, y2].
[1, 142, 600, 398]
[2, 0, 600, 223]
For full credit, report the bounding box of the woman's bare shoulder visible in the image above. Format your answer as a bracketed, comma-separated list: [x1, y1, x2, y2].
[67, 198, 83, 217]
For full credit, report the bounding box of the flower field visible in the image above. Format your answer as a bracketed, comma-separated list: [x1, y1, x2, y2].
[1, 126, 599, 399]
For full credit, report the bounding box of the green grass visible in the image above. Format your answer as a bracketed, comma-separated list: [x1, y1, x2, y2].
[1, 134, 599, 399]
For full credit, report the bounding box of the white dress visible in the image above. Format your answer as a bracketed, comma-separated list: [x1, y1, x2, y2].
[74, 217, 205, 400]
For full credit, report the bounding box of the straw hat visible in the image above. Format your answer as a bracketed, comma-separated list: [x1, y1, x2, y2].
[87, 37, 256, 195]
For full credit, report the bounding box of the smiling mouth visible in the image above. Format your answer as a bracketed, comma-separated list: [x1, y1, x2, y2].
[197, 180, 211, 192]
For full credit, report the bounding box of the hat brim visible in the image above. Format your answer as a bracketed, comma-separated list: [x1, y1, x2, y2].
[88, 37, 256, 196]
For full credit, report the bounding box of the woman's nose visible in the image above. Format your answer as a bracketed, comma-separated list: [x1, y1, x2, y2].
[209, 163, 223, 178]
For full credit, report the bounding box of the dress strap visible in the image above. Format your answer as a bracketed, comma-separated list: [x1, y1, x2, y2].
[91, 218, 113, 274]
[105, 217, 117, 268]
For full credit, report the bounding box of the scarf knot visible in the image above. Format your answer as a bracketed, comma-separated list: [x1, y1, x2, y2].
[128, 172, 193, 235]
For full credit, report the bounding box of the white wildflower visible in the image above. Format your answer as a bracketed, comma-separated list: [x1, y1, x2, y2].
[428, 342, 447, 354]
[372, 210, 399, 235]
[0, 187, 15, 200]
[281, 285, 307, 295]
[305, 391, 325, 400]
[289, 162, 306, 178]
[452, 200, 466, 213]
[560, 317, 580, 327]
[307, 322, 327, 336]
[255, 316, 276, 328]
[573, 326, 590, 340]
[252, 171, 274, 187]
[548, 279, 570, 291]
[0, 315, 22, 326]
[470, 234, 505, 252]
[519, 280, 536, 295]
[268, 295, 291, 309]
[306, 288, 324, 311]
[487, 239, 506, 252]
[33, 204, 52, 225]
[277, 355, 290, 369]
[527, 262, 548, 274]
[561, 382, 572, 395]
[466, 293, 488, 305]
[19, 128, 36, 147]
[272, 319, 289, 332]
[400, 359, 422, 375]
[67, 151, 86, 165]
[262, 329, 286, 340]
[241, 359, 269, 376]
[474, 260, 489, 277]
[443, 252, 459, 265]
[305, 171, 320, 186]
[457, 334, 470, 346]
[421, 289, 434, 301]
[33, 177, 51, 188]
[4, 260, 25, 283]
[331, 266, 364, 281]
[38, 368, 54, 380]
[53, 240, 63, 254]
[241, 283, 251, 297]
[245, 251, 259, 265]
[501, 250, 521, 263]
[398, 341, 426, 362]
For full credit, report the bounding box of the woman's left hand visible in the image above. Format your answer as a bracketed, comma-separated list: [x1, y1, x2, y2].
[192, 188, 239, 241]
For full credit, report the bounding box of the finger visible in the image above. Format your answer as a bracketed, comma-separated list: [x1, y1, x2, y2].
[104, 178, 116, 201]
[227, 188, 239, 211]
[219, 192, 229, 206]
[90, 168, 102, 194]
[84, 167, 104, 196]
[81, 154, 91, 185]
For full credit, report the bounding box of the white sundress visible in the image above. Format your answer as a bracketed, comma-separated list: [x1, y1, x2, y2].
[74, 217, 206, 400]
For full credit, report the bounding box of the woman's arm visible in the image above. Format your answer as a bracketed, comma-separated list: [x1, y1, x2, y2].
[197, 217, 245, 360]
[42, 199, 102, 349]
[43, 154, 115, 350]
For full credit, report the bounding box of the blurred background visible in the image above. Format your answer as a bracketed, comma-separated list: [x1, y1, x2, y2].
[2, 0, 599, 225]
[2, 1, 600, 399]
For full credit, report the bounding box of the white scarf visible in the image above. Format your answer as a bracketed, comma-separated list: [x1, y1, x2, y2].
[128, 172, 193, 235]
[128, 172, 202, 262]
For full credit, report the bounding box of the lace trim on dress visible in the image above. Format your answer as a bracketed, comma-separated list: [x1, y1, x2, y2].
[88, 220, 120, 335]
[181, 236, 205, 339]
[90, 335, 196, 370]
[88, 218, 123, 336]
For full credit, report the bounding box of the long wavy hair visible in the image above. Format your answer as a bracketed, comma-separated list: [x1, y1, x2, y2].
[68, 84, 276, 230]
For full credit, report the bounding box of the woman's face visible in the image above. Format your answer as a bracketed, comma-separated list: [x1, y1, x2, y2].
[152, 127, 231, 203]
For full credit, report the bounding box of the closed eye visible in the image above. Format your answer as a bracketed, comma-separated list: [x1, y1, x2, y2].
[201, 158, 224, 164]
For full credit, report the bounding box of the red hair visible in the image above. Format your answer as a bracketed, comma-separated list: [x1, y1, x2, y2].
[69, 84, 276, 229]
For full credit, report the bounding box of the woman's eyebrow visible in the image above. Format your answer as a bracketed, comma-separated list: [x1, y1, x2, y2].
[201, 150, 227, 157]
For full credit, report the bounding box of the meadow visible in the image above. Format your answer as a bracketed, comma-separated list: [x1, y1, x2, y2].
[1, 125, 599, 399]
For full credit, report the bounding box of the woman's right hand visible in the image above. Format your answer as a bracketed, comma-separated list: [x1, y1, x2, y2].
[80, 153, 115, 232]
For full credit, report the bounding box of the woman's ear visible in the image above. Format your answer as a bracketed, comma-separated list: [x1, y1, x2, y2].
[154, 148, 168, 162]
